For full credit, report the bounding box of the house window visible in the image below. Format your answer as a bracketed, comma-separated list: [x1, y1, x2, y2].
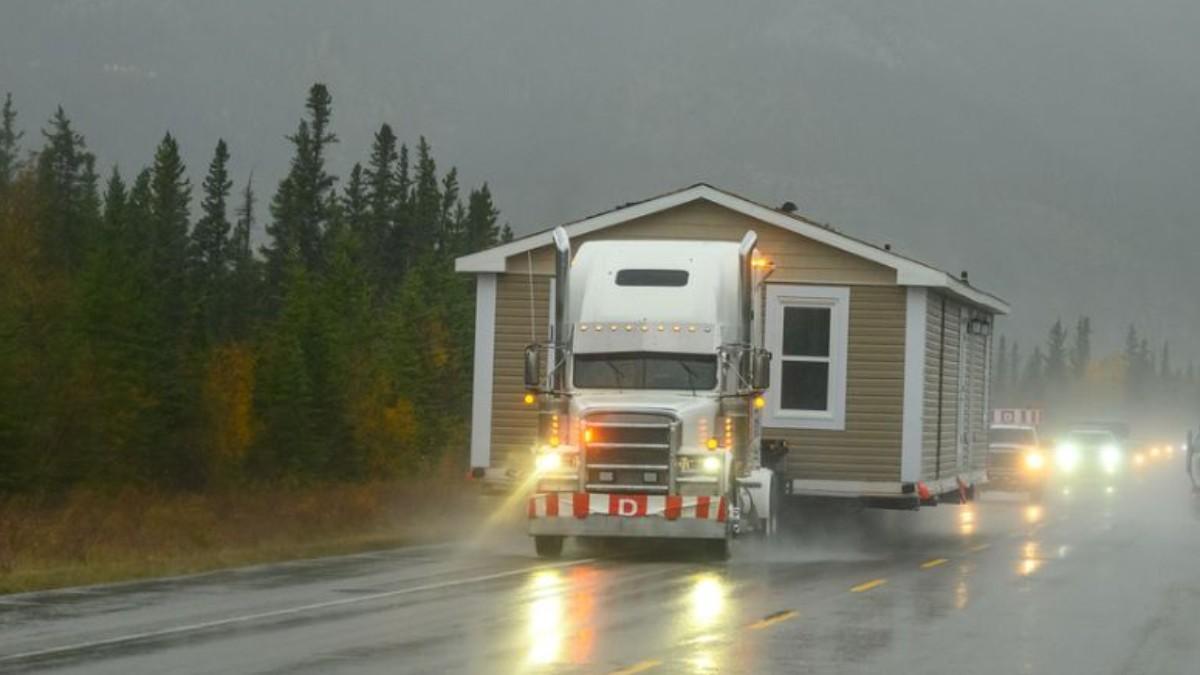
[764, 285, 849, 430]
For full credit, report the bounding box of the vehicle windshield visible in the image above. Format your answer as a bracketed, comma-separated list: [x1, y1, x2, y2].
[990, 427, 1036, 446]
[573, 352, 717, 390]
[1064, 431, 1118, 448]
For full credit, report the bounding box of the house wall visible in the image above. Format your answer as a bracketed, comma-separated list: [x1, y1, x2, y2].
[489, 271, 552, 471]
[771, 285, 906, 482]
[920, 292, 992, 484]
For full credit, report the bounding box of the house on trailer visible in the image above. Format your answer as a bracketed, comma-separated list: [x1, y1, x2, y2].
[455, 184, 1009, 506]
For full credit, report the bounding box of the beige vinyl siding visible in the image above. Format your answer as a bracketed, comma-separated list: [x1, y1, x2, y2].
[769, 286, 906, 482]
[966, 328, 989, 473]
[505, 200, 896, 286]
[922, 293, 964, 480]
[490, 271, 551, 471]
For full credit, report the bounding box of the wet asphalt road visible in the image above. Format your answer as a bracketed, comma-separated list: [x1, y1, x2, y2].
[3, 462, 1200, 674]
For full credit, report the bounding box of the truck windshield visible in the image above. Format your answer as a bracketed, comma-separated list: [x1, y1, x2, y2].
[574, 352, 717, 390]
[990, 428, 1036, 446]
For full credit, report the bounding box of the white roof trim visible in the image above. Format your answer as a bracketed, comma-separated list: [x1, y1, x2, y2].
[455, 184, 1009, 314]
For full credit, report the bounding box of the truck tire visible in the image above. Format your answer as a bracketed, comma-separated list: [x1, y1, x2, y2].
[534, 536, 564, 559]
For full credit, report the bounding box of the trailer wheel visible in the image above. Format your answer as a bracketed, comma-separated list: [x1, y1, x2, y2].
[534, 536, 564, 559]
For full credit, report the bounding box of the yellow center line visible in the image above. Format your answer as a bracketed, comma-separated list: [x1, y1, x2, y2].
[609, 659, 662, 675]
[920, 558, 949, 569]
[850, 578, 887, 593]
[747, 609, 799, 630]
[969, 543, 991, 553]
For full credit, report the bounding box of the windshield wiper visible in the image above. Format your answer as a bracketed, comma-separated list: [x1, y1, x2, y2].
[677, 359, 699, 396]
[603, 360, 626, 389]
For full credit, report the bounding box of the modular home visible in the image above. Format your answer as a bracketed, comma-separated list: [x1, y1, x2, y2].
[455, 184, 1009, 506]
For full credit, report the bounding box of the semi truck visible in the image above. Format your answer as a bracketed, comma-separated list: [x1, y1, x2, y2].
[522, 227, 777, 558]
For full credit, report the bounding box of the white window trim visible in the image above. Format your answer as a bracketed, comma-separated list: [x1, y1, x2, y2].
[764, 285, 850, 431]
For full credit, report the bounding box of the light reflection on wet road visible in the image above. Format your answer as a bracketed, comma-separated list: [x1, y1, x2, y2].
[3, 466, 1200, 674]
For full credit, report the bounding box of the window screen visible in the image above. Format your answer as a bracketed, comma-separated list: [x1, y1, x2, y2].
[614, 269, 689, 287]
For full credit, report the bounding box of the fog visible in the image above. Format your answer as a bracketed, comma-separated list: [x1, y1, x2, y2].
[3, 0, 1200, 360]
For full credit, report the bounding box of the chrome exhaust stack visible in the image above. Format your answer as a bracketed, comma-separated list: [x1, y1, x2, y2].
[552, 226, 571, 391]
[738, 230, 758, 346]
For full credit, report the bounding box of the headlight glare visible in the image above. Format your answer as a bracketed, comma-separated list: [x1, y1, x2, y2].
[1024, 451, 1045, 470]
[701, 456, 721, 473]
[535, 452, 562, 473]
[1055, 443, 1080, 472]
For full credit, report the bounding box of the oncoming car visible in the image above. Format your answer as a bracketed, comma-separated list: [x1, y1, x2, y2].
[1053, 428, 1127, 492]
[986, 425, 1047, 497]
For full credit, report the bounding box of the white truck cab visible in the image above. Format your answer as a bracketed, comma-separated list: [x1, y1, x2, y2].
[523, 228, 776, 558]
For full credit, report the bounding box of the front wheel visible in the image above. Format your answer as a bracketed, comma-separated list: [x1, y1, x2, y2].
[534, 536, 564, 559]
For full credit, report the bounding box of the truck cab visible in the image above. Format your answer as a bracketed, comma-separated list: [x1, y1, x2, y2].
[523, 228, 775, 558]
[986, 424, 1045, 496]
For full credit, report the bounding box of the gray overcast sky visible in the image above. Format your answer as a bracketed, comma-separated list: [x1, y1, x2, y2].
[3, 0, 1199, 363]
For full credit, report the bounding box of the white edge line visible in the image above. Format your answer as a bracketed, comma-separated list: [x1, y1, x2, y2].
[0, 558, 595, 663]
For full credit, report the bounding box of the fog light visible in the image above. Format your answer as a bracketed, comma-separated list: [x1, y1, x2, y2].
[1024, 451, 1045, 470]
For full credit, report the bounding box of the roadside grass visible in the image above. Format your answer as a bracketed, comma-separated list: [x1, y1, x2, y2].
[0, 472, 490, 595]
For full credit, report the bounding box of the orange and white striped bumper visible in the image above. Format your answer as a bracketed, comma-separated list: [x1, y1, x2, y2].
[527, 492, 727, 522]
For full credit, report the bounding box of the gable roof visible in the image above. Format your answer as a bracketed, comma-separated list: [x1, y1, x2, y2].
[455, 183, 1009, 314]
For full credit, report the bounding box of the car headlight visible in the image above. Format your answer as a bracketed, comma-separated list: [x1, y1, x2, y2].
[1055, 443, 1080, 472]
[701, 456, 721, 473]
[534, 452, 562, 473]
[1024, 451, 1045, 470]
[1101, 445, 1122, 473]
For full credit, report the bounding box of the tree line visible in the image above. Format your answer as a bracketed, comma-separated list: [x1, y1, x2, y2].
[994, 317, 1200, 426]
[0, 85, 512, 492]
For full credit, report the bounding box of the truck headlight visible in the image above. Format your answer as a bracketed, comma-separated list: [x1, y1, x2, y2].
[535, 452, 562, 473]
[701, 456, 721, 473]
[1024, 451, 1045, 471]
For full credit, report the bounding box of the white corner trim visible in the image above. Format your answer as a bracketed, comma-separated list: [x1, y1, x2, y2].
[763, 284, 849, 431]
[901, 287, 927, 482]
[469, 274, 498, 469]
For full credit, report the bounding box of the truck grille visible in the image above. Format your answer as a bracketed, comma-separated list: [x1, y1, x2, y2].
[583, 412, 675, 492]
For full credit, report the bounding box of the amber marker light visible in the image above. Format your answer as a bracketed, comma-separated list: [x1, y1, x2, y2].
[753, 395, 766, 409]
[523, 393, 535, 405]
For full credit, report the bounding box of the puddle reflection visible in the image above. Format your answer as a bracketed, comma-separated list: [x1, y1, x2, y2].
[523, 567, 597, 667]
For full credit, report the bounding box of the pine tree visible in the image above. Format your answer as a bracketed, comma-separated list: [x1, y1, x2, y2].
[1069, 316, 1091, 380]
[409, 136, 441, 259]
[500, 223, 514, 243]
[146, 132, 198, 484]
[363, 124, 399, 286]
[464, 183, 500, 253]
[1044, 319, 1068, 395]
[1160, 341, 1171, 381]
[341, 162, 368, 244]
[36, 107, 98, 270]
[102, 167, 126, 231]
[190, 139, 234, 343]
[228, 175, 260, 340]
[0, 92, 22, 192]
[439, 167, 460, 254]
[264, 84, 339, 295]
